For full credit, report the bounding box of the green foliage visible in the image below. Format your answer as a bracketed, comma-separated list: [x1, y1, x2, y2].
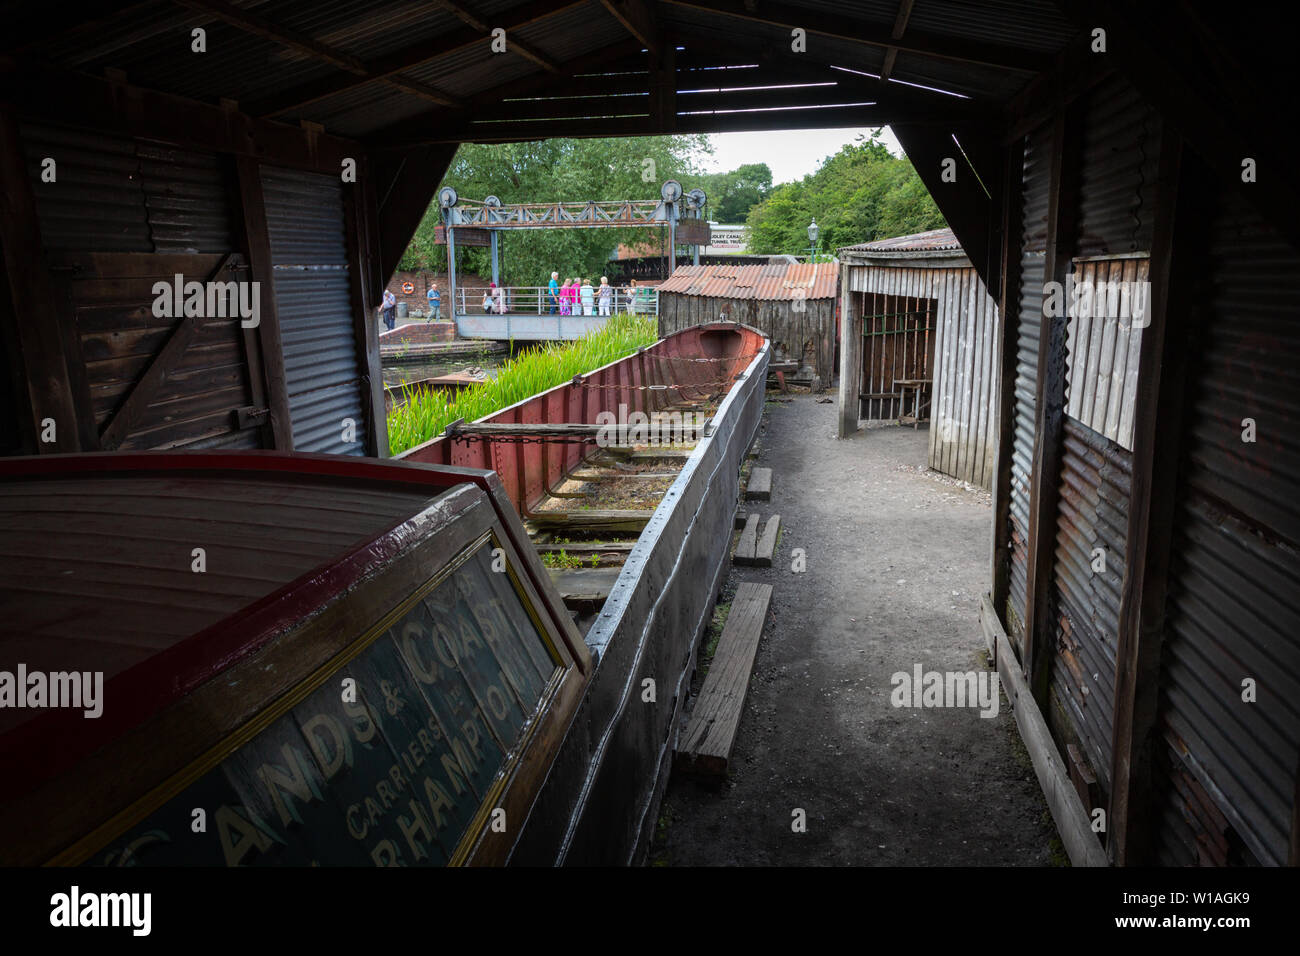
[744, 131, 946, 255]
[386, 314, 659, 455]
[685, 162, 773, 223]
[398, 136, 712, 283]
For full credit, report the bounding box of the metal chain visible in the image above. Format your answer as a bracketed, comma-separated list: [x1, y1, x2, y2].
[452, 433, 599, 445]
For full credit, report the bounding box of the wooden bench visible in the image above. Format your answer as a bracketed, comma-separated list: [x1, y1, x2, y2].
[676, 582, 774, 779]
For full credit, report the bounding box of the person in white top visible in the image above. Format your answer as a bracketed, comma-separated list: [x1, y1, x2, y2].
[579, 278, 595, 316]
[597, 276, 612, 316]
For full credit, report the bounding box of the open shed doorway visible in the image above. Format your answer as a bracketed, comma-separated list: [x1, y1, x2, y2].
[857, 293, 938, 428]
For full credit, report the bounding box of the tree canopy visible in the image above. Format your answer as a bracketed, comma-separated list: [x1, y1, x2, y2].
[688, 162, 773, 223]
[399, 135, 711, 285]
[744, 132, 946, 256]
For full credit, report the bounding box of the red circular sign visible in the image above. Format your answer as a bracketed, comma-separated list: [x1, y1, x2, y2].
[400, 281, 415, 294]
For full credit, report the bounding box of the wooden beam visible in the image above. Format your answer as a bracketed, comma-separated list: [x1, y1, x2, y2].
[0, 58, 359, 174]
[249, 0, 582, 117]
[836, 269, 859, 438]
[372, 144, 458, 288]
[98, 254, 244, 451]
[1107, 135, 1206, 865]
[662, 0, 1049, 73]
[234, 157, 293, 451]
[1021, 101, 1083, 706]
[879, 0, 916, 83]
[989, 136, 1027, 624]
[171, 0, 461, 109]
[600, 0, 661, 55]
[0, 108, 83, 453]
[892, 123, 997, 290]
[343, 157, 387, 458]
[981, 594, 1108, 866]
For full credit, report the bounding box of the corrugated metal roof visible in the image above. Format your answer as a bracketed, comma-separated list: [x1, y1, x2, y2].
[657, 262, 836, 300]
[841, 227, 963, 255]
[20, 1, 1074, 142]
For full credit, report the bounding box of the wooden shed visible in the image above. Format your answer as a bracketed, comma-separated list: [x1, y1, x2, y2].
[837, 229, 1001, 491]
[657, 262, 836, 389]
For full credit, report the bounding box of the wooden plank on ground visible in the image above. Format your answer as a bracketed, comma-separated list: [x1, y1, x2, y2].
[546, 566, 623, 605]
[526, 509, 652, 533]
[535, 541, 635, 555]
[676, 582, 773, 778]
[746, 466, 772, 501]
[733, 513, 759, 564]
[753, 514, 781, 568]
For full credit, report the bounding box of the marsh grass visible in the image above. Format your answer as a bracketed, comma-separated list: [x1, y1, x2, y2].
[388, 314, 658, 455]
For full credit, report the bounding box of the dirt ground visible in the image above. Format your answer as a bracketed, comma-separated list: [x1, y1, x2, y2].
[651, 394, 1062, 866]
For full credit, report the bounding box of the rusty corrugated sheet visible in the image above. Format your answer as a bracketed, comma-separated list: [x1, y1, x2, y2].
[1050, 417, 1130, 796]
[1076, 74, 1160, 258]
[261, 166, 367, 456]
[657, 262, 836, 299]
[841, 227, 962, 256]
[1155, 193, 1300, 867]
[1006, 121, 1052, 649]
[21, 123, 152, 253]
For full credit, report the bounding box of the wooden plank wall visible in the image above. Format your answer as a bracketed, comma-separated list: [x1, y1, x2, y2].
[845, 262, 1000, 490]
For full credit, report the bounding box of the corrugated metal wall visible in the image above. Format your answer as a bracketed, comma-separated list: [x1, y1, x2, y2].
[1006, 122, 1052, 649]
[1075, 74, 1159, 258]
[260, 166, 366, 456]
[22, 123, 233, 253]
[1155, 193, 1300, 867]
[1039, 76, 1157, 801]
[1050, 417, 1130, 795]
[844, 263, 999, 490]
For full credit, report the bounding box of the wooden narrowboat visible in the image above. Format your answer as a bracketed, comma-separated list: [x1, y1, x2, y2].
[0, 323, 768, 866]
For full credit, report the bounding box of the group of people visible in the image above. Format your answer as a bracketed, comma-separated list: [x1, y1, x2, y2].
[380, 273, 654, 328]
[546, 272, 653, 316]
[547, 273, 613, 317]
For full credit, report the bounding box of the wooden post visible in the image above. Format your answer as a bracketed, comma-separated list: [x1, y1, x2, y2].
[344, 154, 387, 457]
[836, 266, 859, 438]
[234, 156, 294, 451]
[1022, 103, 1082, 704]
[1108, 134, 1206, 865]
[0, 109, 82, 453]
[989, 137, 1026, 626]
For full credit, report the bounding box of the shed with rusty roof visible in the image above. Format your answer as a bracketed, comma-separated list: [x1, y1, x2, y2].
[838, 228, 1001, 491]
[657, 261, 837, 389]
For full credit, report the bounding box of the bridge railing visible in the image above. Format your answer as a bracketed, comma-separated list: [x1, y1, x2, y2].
[455, 285, 659, 317]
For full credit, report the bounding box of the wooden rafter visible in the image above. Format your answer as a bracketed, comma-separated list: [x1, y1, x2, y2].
[172, 0, 463, 108]
[248, 0, 582, 117]
[880, 0, 916, 83]
[662, 0, 1048, 73]
[600, 0, 662, 55]
[430, 0, 563, 73]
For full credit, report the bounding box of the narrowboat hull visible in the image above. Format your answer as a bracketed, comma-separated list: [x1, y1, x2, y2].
[0, 323, 768, 866]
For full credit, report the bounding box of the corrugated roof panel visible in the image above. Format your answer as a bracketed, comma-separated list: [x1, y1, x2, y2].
[908, 0, 1075, 54]
[844, 227, 962, 254]
[658, 262, 836, 299]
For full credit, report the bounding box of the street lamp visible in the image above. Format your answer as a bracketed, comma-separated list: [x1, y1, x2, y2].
[807, 218, 819, 262]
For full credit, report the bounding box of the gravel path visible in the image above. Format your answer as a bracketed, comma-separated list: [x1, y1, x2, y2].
[652, 394, 1061, 866]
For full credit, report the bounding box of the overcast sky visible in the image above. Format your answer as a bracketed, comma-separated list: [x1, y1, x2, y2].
[697, 126, 904, 185]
